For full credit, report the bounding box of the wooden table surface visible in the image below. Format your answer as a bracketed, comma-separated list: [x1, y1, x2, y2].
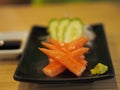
[0, 2, 120, 90]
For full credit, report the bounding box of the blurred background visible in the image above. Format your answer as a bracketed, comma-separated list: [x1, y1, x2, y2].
[0, 0, 119, 6]
[0, 0, 120, 90]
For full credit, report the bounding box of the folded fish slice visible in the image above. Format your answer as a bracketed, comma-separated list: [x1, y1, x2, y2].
[42, 61, 66, 77]
[68, 37, 88, 51]
[39, 48, 86, 76]
[71, 47, 89, 58]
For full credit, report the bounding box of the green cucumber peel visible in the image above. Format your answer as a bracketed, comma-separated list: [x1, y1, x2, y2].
[48, 19, 59, 40]
[64, 18, 84, 42]
[57, 18, 71, 42]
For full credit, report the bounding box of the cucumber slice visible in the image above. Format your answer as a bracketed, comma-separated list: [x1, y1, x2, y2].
[64, 19, 83, 42]
[48, 19, 59, 40]
[57, 18, 70, 42]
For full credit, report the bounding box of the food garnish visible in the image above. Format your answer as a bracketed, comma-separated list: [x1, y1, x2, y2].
[48, 18, 83, 42]
[90, 63, 108, 75]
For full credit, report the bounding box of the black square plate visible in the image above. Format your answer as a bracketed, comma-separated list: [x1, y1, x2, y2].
[14, 24, 114, 84]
